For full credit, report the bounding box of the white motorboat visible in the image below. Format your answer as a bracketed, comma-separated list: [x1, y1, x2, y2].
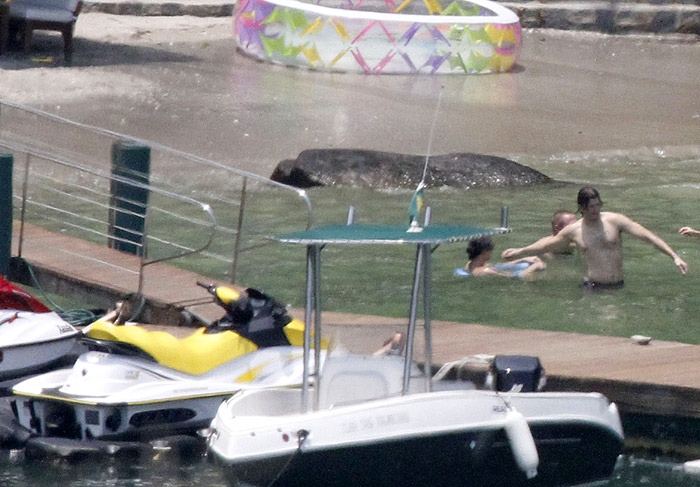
[11, 284, 327, 441]
[207, 220, 625, 487]
[0, 277, 80, 382]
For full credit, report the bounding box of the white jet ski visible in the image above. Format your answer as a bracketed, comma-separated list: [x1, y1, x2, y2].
[0, 277, 80, 382]
[11, 283, 327, 441]
[207, 222, 624, 487]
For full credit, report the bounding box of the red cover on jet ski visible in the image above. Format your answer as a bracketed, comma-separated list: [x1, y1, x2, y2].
[0, 277, 51, 313]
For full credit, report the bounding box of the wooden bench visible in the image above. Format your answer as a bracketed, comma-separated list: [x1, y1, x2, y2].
[8, 0, 82, 62]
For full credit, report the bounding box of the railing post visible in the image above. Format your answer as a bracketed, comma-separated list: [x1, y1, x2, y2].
[231, 177, 247, 284]
[0, 154, 12, 277]
[109, 142, 151, 255]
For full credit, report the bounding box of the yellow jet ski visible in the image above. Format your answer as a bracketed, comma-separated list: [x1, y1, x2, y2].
[11, 283, 327, 441]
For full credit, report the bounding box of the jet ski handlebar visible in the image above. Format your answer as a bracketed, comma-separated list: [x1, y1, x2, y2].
[197, 281, 242, 307]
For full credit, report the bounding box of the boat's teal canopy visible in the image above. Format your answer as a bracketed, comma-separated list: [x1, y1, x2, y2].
[276, 221, 511, 407]
[277, 224, 510, 245]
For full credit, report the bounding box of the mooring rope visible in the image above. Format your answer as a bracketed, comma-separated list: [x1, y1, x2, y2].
[265, 429, 309, 487]
[17, 258, 100, 326]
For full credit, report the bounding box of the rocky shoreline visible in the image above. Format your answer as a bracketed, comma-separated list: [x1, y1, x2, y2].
[77, 0, 700, 35]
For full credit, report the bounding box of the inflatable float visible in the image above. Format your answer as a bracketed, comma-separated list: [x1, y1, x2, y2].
[455, 260, 532, 277]
[233, 0, 521, 74]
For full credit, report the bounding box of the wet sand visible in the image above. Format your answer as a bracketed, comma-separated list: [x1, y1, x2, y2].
[2, 14, 700, 177]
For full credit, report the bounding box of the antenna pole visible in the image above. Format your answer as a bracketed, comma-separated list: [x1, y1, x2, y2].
[420, 87, 444, 185]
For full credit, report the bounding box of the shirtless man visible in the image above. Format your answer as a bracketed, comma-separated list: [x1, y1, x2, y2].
[502, 187, 688, 290]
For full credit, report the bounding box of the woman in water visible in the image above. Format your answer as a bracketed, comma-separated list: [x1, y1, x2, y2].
[463, 236, 546, 278]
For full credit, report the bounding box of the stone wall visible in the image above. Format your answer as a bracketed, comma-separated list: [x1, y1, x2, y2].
[506, 1, 700, 35]
[80, 0, 700, 35]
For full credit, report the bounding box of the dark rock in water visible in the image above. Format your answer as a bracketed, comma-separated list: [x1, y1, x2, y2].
[270, 149, 552, 189]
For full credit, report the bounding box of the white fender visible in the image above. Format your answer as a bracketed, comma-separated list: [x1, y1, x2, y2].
[504, 408, 539, 479]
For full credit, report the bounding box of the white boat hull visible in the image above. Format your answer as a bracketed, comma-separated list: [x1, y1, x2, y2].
[208, 388, 624, 487]
[0, 310, 80, 380]
[0, 336, 78, 380]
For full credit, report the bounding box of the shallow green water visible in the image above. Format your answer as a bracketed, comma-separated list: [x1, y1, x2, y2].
[223, 150, 700, 345]
[22, 149, 700, 345]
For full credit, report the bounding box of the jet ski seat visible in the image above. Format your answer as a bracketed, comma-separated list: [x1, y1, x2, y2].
[86, 322, 265, 375]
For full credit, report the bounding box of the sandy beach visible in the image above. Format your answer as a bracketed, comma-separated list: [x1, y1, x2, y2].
[1, 14, 700, 177]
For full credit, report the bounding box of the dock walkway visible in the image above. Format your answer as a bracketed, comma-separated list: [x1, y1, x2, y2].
[10, 222, 700, 420]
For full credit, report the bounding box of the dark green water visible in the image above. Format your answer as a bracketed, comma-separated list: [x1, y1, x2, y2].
[0, 450, 226, 486]
[2, 452, 700, 487]
[610, 456, 700, 487]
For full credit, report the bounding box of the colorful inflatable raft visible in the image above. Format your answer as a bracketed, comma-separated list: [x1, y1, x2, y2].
[233, 0, 521, 74]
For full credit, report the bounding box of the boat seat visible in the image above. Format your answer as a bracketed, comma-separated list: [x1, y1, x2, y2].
[86, 321, 259, 375]
[318, 353, 424, 408]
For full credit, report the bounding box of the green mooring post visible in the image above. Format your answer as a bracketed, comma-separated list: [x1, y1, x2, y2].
[0, 154, 12, 277]
[109, 142, 151, 255]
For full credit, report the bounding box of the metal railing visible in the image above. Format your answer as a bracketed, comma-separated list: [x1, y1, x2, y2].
[4, 137, 217, 296]
[0, 99, 313, 297]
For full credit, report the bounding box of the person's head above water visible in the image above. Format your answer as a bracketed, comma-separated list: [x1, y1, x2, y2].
[577, 186, 603, 214]
[551, 210, 577, 235]
[467, 236, 495, 260]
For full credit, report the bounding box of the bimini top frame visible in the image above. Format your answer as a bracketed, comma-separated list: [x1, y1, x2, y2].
[277, 221, 510, 412]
